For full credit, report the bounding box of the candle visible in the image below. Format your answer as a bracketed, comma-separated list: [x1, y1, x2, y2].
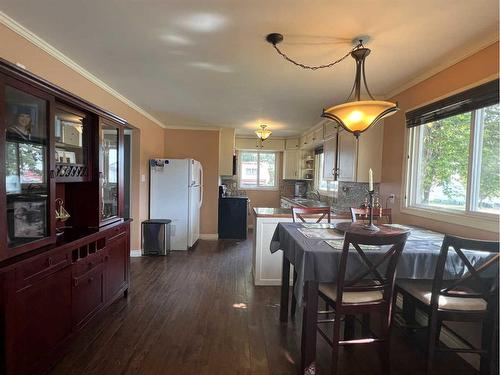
[369, 168, 373, 191]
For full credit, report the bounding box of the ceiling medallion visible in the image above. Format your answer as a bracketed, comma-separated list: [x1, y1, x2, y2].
[266, 33, 399, 137]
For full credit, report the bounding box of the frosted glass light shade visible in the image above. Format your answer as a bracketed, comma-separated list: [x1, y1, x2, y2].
[255, 125, 272, 140]
[322, 100, 398, 137]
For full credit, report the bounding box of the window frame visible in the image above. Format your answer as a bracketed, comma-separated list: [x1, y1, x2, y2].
[237, 150, 279, 191]
[403, 104, 499, 231]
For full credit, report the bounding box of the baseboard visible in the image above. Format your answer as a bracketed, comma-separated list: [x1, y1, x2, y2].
[130, 250, 142, 257]
[199, 234, 218, 240]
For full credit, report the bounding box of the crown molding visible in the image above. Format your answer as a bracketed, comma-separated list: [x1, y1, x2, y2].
[163, 124, 222, 131]
[385, 33, 499, 99]
[0, 11, 168, 129]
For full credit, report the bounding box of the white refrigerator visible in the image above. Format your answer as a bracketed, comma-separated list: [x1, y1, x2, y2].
[149, 158, 203, 250]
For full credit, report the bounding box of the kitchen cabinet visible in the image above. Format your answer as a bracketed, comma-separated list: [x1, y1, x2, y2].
[312, 127, 323, 146]
[0, 59, 131, 375]
[337, 130, 357, 182]
[6, 266, 72, 374]
[219, 128, 235, 176]
[323, 121, 337, 140]
[356, 123, 384, 183]
[300, 132, 314, 149]
[235, 137, 285, 151]
[283, 149, 301, 179]
[54, 104, 91, 183]
[99, 119, 124, 226]
[323, 135, 338, 180]
[105, 232, 129, 300]
[285, 138, 299, 150]
[72, 262, 105, 328]
[322, 124, 384, 182]
[1, 79, 56, 260]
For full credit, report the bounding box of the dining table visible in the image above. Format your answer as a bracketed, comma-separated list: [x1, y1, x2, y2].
[269, 222, 493, 373]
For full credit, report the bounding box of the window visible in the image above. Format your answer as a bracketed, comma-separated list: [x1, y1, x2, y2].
[406, 82, 499, 217]
[238, 151, 278, 189]
[314, 152, 337, 193]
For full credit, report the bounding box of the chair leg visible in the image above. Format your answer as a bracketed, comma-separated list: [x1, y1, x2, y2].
[426, 313, 439, 375]
[379, 311, 391, 375]
[331, 313, 342, 375]
[480, 317, 494, 375]
[291, 270, 297, 317]
[344, 315, 355, 340]
[362, 314, 370, 336]
[402, 293, 417, 327]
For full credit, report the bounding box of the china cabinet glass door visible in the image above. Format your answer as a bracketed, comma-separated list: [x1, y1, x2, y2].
[100, 123, 119, 221]
[4, 84, 52, 250]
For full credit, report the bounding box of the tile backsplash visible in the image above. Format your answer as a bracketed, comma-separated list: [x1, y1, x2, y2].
[319, 182, 380, 213]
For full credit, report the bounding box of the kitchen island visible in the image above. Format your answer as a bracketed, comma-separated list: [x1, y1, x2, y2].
[252, 207, 350, 286]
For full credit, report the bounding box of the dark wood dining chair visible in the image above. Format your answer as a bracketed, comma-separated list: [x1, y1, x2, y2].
[292, 206, 331, 224]
[350, 207, 392, 224]
[396, 234, 499, 375]
[290, 207, 331, 317]
[317, 225, 410, 375]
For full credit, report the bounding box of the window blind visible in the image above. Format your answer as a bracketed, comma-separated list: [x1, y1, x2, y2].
[406, 79, 499, 128]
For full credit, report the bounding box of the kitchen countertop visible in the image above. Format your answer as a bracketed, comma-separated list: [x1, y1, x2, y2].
[280, 196, 330, 208]
[253, 207, 350, 219]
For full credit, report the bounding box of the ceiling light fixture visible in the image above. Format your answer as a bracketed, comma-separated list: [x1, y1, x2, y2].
[255, 124, 272, 141]
[266, 33, 399, 138]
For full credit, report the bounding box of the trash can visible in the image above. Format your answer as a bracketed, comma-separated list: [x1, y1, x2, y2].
[141, 219, 171, 256]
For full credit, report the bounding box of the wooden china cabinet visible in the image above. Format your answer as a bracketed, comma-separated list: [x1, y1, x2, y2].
[0, 59, 131, 374]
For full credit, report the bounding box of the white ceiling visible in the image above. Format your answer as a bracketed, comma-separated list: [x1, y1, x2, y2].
[1, 0, 498, 136]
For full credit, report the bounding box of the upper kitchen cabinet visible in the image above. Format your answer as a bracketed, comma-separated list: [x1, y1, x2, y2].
[336, 129, 357, 182]
[54, 104, 91, 182]
[323, 121, 337, 140]
[1, 79, 56, 259]
[219, 128, 235, 176]
[99, 119, 124, 226]
[285, 138, 299, 150]
[322, 124, 383, 183]
[355, 122, 384, 183]
[312, 127, 323, 147]
[235, 137, 285, 151]
[283, 149, 301, 179]
[323, 135, 337, 180]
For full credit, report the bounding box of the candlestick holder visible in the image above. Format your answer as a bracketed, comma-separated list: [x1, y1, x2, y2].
[363, 189, 380, 232]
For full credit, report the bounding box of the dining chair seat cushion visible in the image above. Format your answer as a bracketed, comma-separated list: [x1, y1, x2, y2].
[319, 283, 384, 304]
[397, 280, 487, 311]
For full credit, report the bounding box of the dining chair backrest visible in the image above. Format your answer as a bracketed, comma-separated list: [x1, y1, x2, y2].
[431, 234, 500, 310]
[350, 207, 392, 224]
[336, 228, 410, 307]
[292, 207, 331, 223]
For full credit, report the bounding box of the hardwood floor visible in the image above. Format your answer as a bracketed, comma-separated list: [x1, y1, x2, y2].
[51, 236, 478, 374]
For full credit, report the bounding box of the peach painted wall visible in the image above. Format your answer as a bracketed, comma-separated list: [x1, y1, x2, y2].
[164, 129, 219, 235]
[0, 23, 166, 249]
[381, 42, 499, 240]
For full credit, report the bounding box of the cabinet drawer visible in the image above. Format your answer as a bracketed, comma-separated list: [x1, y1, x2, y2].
[72, 264, 105, 327]
[16, 251, 70, 289]
[73, 252, 104, 277]
[106, 225, 126, 241]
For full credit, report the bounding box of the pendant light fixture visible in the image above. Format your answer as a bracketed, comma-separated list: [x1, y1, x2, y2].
[255, 124, 272, 141]
[266, 34, 399, 138]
